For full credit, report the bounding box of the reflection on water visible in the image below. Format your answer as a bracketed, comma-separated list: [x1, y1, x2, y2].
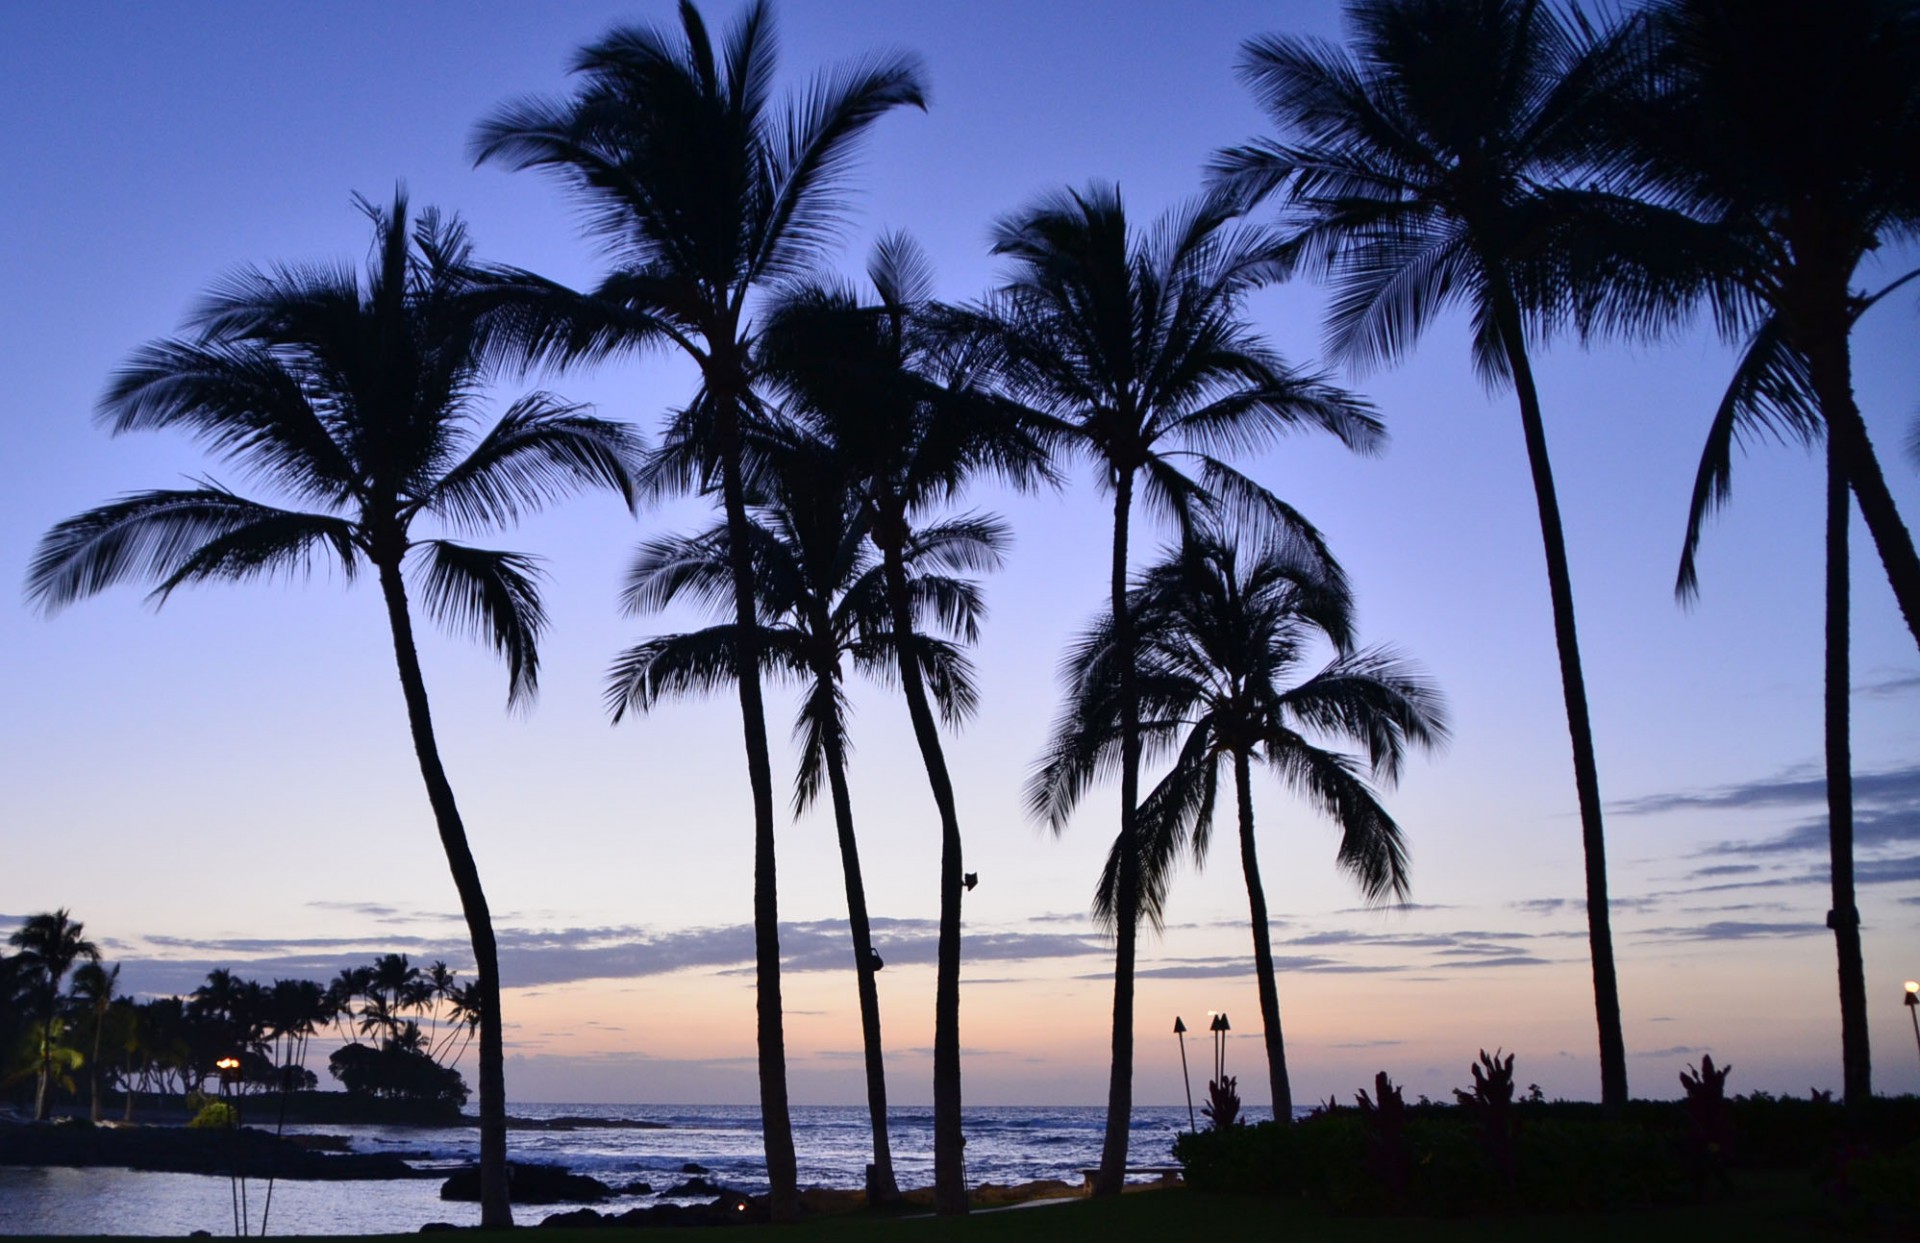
[0, 1104, 1215, 1235]
[0, 1166, 481, 1236]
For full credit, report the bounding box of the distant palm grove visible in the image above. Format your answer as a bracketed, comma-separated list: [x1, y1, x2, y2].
[17, 0, 1919, 1226]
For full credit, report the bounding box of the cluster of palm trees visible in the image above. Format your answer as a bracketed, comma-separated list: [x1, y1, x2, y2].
[2, 918, 482, 1122]
[21, 0, 1917, 1225]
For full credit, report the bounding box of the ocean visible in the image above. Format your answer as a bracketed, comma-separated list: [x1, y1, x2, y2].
[0, 1103, 1227, 1235]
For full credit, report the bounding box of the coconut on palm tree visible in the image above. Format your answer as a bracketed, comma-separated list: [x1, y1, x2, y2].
[26, 195, 640, 1225]
[7, 910, 100, 1120]
[1033, 527, 1445, 1118]
[986, 184, 1377, 1191]
[607, 425, 996, 1204]
[1214, 0, 1654, 1110]
[472, 7, 923, 1212]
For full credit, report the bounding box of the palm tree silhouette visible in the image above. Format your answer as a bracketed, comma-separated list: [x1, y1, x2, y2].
[1033, 527, 1445, 1118]
[1673, 326, 1873, 1102]
[71, 961, 121, 1123]
[1214, 0, 1646, 1110]
[472, 7, 923, 1212]
[9, 910, 100, 1121]
[1627, 0, 1920, 651]
[8, 911, 100, 1120]
[26, 195, 639, 1225]
[608, 424, 992, 1204]
[756, 236, 1043, 1212]
[987, 184, 1377, 1190]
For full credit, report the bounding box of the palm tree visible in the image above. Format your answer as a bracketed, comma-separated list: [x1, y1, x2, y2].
[70, 960, 120, 1123]
[607, 428, 993, 1204]
[1214, 0, 1649, 1111]
[1626, 0, 1920, 651]
[7, 910, 100, 1120]
[985, 184, 1378, 1190]
[471, 8, 923, 1213]
[1673, 325, 1873, 1103]
[755, 237, 1046, 1212]
[1033, 528, 1446, 1118]
[25, 195, 639, 1225]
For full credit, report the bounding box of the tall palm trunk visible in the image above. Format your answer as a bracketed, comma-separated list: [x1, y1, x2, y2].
[34, 996, 55, 1120]
[1802, 325, 1920, 652]
[808, 622, 900, 1203]
[1489, 280, 1628, 1111]
[1233, 750, 1291, 1119]
[1824, 440, 1871, 1107]
[89, 1010, 105, 1123]
[874, 524, 967, 1215]
[373, 558, 511, 1230]
[1095, 468, 1142, 1197]
[710, 377, 801, 1222]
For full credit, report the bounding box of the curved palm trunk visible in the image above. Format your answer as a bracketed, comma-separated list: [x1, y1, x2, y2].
[1095, 469, 1143, 1197]
[875, 534, 968, 1215]
[1803, 329, 1920, 652]
[1233, 751, 1290, 1120]
[1490, 283, 1628, 1112]
[809, 640, 900, 1202]
[35, 980, 59, 1120]
[711, 382, 801, 1222]
[1824, 442, 1871, 1107]
[373, 559, 511, 1229]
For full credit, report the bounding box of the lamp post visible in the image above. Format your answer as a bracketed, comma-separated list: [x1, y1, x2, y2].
[1174, 1017, 1196, 1133]
[1208, 1012, 1230, 1085]
[215, 1055, 247, 1237]
[1905, 981, 1920, 1067]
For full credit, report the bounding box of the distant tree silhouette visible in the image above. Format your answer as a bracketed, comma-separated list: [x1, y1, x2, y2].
[70, 960, 120, 1122]
[8, 910, 100, 1119]
[472, 6, 923, 1214]
[1033, 527, 1445, 1118]
[987, 184, 1376, 1192]
[26, 195, 639, 1226]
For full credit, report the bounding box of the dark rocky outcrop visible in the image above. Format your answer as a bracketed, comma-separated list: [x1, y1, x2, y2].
[0, 1120, 424, 1180]
[538, 1190, 762, 1229]
[439, 1161, 613, 1204]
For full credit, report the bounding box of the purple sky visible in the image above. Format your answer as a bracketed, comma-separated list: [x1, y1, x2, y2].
[2, 1, 1917, 1109]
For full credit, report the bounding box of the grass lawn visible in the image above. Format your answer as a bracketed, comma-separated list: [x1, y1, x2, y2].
[10, 1176, 1893, 1243]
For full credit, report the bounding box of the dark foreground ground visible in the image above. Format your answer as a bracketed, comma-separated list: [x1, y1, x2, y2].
[2, 1175, 1902, 1243]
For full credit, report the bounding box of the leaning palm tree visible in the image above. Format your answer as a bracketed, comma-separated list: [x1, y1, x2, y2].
[25, 195, 640, 1226]
[607, 429, 994, 1205]
[7, 910, 99, 1120]
[471, 8, 923, 1212]
[756, 237, 1046, 1213]
[1627, 0, 1920, 651]
[1214, 0, 1650, 1110]
[1033, 528, 1445, 1118]
[985, 185, 1378, 1191]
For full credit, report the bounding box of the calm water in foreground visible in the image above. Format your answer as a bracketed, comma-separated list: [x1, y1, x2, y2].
[0, 1103, 1246, 1235]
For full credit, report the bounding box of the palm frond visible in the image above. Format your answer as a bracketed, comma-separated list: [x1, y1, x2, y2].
[411, 541, 548, 709]
[28, 487, 359, 614]
[1675, 315, 1821, 601]
[422, 393, 642, 531]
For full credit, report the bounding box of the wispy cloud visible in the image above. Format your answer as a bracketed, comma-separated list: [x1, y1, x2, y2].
[1636, 920, 1821, 943]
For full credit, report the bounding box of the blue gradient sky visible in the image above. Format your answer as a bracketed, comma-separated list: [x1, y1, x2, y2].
[3, 1, 1916, 1109]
